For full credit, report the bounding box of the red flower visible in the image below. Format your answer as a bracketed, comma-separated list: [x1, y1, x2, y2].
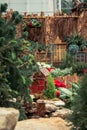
[54, 79, 66, 88]
[28, 22, 32, 27]
[56, 90, 61, 97]
[47, 68, 54, 72]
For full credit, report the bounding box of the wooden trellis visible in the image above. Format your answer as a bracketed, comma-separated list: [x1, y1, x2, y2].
[36, 42, 67, 66]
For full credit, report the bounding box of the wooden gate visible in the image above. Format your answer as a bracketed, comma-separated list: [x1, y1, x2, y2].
[36, 43, 67, 66]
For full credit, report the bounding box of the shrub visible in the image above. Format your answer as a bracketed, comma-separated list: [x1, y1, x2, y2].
[71, 62, 87, 75]
[43, 75, 56, 99]
[59, 52, 73, 69]
[65, 32, 87, 51]
[0, 3, 38, 120]
[68, 73, 87, 129]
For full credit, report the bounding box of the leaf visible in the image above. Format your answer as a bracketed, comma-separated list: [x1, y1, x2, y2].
[11, 52, 16, 60]
[21, 76, 26, 84]
[59, 87, 72, 97]
[10, 40, 17, 44]
[18, 58, 23, 64]
[69, 81, 79, 89]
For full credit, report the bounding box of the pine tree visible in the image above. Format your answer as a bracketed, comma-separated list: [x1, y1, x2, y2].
[0, 3, 38, 120]
[69, 73, 87, 130]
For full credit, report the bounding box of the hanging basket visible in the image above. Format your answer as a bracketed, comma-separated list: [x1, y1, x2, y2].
[27, 18, 41, 28]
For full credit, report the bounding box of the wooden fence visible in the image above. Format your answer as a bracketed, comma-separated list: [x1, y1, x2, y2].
[18, 11, 87, 64]
[24, 15, 79, 44]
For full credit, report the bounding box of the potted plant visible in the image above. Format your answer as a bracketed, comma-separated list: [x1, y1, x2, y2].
[65, 32, 87, 51]
[28, 18, 42, 28]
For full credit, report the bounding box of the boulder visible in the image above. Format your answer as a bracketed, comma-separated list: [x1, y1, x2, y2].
[15, 117, 71, 130]
[0, 107, 19, 130]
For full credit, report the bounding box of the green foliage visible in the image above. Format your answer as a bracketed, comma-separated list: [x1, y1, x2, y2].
[19, 107, 28, 120]
[28, 18, 41, 27]
[0, 3, 7, 13]
[84, 0, 87, 2]
[71, 62, 87, 75]
[43, 75, 56, 99]
[59, 82, 80, 108]
[51, 67, 71, 78]
[23, 18, 41, 31]
[61, 0, 73, 15]
[27, 40, 47, 54]
[59, 52, 74, 69]
[11, 11, 23, 25]
[69, 73, 87, 129]
[68, 44, 79, 55]
[60, 32, 87, 69]
[0, 3, 38, 120]
[65, 32, 87, 51]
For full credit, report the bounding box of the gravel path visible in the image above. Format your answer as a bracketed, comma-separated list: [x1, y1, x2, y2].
[15, 117, 71, 130]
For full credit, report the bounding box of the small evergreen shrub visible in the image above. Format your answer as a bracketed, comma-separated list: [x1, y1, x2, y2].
[43, 75, 56, 99]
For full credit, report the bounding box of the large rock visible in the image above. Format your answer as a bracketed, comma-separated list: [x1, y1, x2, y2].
[15, 117, 71, 130]
[0, 107, 19, 130]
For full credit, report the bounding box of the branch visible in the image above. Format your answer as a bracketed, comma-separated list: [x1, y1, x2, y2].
[17, 60, 30, 69]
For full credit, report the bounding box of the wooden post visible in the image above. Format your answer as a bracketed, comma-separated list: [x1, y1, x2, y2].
[37, 102, 45, 117]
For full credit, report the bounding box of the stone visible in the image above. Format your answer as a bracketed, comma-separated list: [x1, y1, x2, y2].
[28, 108, 37, 114]
[37, 99, 65, 106]
[52, 100, 65, 107]
[0, 107, 19, 130]
[37, 99, 65, 113]
[45, 104, 57, 113]
[32, 99, 71, 119]
[37, 99, 45, 104]
[30, 94, 35, 99]
[15, 117, 71, 130]
[51, 108, 72, 119]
